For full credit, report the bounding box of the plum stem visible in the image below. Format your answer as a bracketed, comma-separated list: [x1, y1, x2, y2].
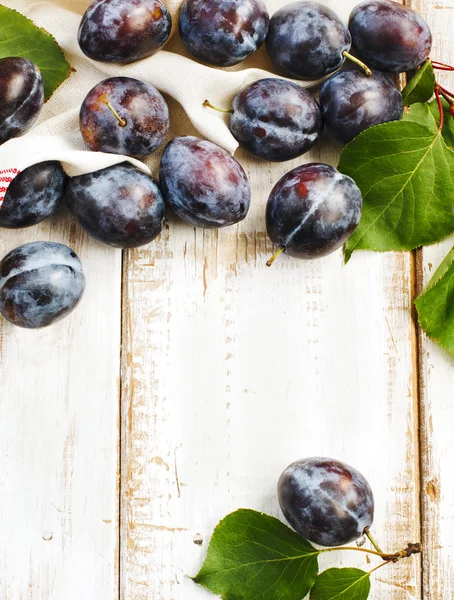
[320, 546, 386, 558]
[368, 559, 394, 575]
[435, 85, 444, 131]
[431, 60, 454, 71]
[103, 99, 127, 127]
[364, 527, 383, 554]
[266, 246, 285, 267]
[342, 51, 372, 76]
[203, 99, 234, 114]
[436, 84, 454, 118]
[321, 541, 422, 563]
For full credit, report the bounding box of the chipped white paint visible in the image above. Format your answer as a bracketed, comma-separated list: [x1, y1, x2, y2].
[412, 1, 454, 597]
[0, 219, 121, 599]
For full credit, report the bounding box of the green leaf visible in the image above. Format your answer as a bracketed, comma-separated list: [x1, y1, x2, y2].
[403, 98, 454, 150]
[193, 509, 319, 600]
[0, 5, 71, 99]
[402, 61, 435, 105]
[310, 568, 371, 600]
[415, 247, 454, 355]
[341, 120, 454, 262]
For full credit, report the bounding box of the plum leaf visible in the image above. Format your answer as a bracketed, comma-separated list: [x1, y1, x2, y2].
[340, 120, 454, 262]
[402, 60, 435, 105]
[192, 508, 319, 600]
[416, 247, 454, 356]
[310, 568, 371, 600]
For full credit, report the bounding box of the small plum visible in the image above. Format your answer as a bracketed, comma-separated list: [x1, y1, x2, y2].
[266, 2, 352, 80]
[0, 242, 85, 329]
[278, 457, 375, 546]
[179, 0, 269, 66]
[78, 0, 172, 63]
[349, 0, 432, 72]
[229, 78, 323, 161]
[266, 163, 362, 263]
[0, 57, 44, 145]
[0, 162, 67, 229]
[66, 162, 165, 249]
[159, 136, 251, 228]
[319, 69, 403, 144]
[80, 77, 169, 157]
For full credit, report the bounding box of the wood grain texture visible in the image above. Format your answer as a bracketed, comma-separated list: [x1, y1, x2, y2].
[121, 33, 422, 595]
[409, 1, 454, 596]
[0, 216, 121, 599]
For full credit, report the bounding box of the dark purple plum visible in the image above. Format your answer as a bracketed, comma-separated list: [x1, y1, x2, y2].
[266, 163, 362, 263]
[179, 0, 269, 67]
[278, 457, 375, 546]
[266, 2, 352, 80]
[229, 78, 323, 161]
[78, 0, 172, 63]
[160, 136, 251, 228]
[80, 77, 169, 157]
[0, 57, 44, 145]
[319, 69, 403, 144]
[66, 162, 165, 249]
[0, 162, 67, 229]
[349, 0, 432, 72]
[0, 242, 85, 329]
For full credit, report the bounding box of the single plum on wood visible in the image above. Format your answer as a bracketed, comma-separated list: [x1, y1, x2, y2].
[78, 0, 172, 63]
[319, 69, 403, 144]
[179, 0, 269, 66]
[66, 162, 165, 249]
[278, 457, 375, 546]
[266, 163, 362, 263]
[229, 78, 323, 161]
[159, 136, 251, 228]
[80, 77, 169, 157]
[266, 2, 352, 80]
[0, 162, 67, 229]
[0, 57, 44, 145]
[0, 242, 85, 329]
[349, 0, 432, 72]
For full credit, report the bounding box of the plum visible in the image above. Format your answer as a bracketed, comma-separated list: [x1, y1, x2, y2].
[159, 136, 251, 228]
[0, 162, 67, 229]
[278, 457, 375, 546]
[179, 0, 269, 66]
[0, 242, 85, 329]
[78, 0, 172, 63]
[0, 57, 44, 145]
[66, 162, 165, 249]
[319, 69, 403, 144]
[349, 0, 432, 72]
[266, 2, 352, 80]
[80, 77, 169, 157]
[266, 163, 362, 263]
[229, 78, 323, 161]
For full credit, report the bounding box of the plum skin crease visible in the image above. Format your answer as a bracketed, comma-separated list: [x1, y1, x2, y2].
[278, 457, 375, 547]
[0, 57, 44, 145]
[319, 69, 404, 144]
[266, 163, 363, 260]
[0, 162, 68, 229]
[78, 0, 172, 63]
[266, 2, 352, 80]
[66, 163, 166, 249]
[160, 136, 251, 228]
[230, 78, 323, 162]
[0, 242, 85, 329]
[349, 0, 432, 72]
[80, 77, 170, 158]
[179, 0, 269, 67]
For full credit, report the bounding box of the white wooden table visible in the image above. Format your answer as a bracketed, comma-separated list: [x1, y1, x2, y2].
[1, 0, 453, 598]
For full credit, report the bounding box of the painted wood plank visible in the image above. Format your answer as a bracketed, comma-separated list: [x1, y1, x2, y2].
[121, 0, 422, 589]
[0, 221, 121, 599]
[410, 1, 454, 597]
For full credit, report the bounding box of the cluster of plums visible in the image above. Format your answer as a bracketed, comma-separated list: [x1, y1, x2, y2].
[0, 0, 433, 329]
[278, 456, 374, 547]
